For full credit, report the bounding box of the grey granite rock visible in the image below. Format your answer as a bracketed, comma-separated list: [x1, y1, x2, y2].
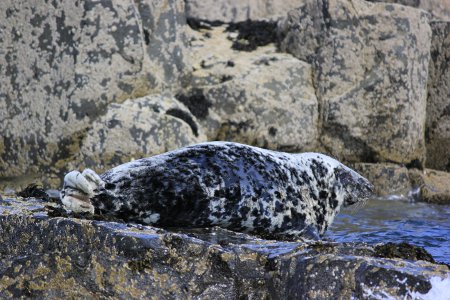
[409, 168, 450, 204]
[203, 55, 318, 152]
[426, 21, 450, 172]
[73, 95, 206, 172]
[353, 163, 412, 197]
[0, 0, 190, 185]
[0, 197, 448, 299]
[183, 26, 319, 152]
[278, 0, 431, 165]
[367, 0, 450, 21]
[185, 0, 304, 23]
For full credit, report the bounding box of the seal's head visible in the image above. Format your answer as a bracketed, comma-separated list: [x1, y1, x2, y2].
[300, 153, 374, 207]
[334, 165, 374, 207]
[60, 169, 104, 214]
[297, 153, 374, 235]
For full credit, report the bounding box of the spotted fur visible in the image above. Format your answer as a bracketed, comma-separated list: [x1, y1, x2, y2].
[61, 142, 373, 240]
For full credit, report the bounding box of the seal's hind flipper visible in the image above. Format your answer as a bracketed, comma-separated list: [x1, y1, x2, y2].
[60, 169, 104, 214]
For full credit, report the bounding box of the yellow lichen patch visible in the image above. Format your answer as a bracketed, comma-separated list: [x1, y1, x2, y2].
[220, 251, 235, 263]
[13, 265, 22, 274]
[34, 262, 51, 277]
[105, 261, 150, 298]
[92, 255, 106, 289]
[238, 251, 259, 262]
[0, 140, 4, 156]
[115, 76, 154, 104]
[0, 276, 17, 290]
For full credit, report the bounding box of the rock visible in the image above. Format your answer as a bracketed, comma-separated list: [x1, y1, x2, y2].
[0, 0, 191, 185]
[185, 0, 304, 23]
[366, 0, 450, 21]
[374, 242, 436, 262]
[426, 21, 450, 172]
[278, 0, 431, 165]
[409, 169, 450, 204]
[0, 197, 449, 299]
[73, 95, 206, 172]
[203, 55, 318, 152]
[183, 25, 319, 152]
[353, 163, 412, 197]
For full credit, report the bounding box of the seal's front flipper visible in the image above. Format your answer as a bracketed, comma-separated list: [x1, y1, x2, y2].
[60, 169, 104, 214]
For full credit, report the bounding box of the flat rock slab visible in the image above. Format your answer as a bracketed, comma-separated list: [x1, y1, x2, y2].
[0, 197, 448, 299]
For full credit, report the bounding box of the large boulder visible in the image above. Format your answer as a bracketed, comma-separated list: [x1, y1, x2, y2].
[426, 21, 450, 172]
[278, 0, 431, 165]
[0, 197, 449, 299]
[201, 55, 318, 152]
[0, 0, 190, 185]
[180, 26, 319, 152]
[185, 0, 304, 23]
[71, 95, 206, 173]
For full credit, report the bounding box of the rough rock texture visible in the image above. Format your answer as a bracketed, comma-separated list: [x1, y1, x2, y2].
[353, 163, 411, 197]
[0, 197, 449, 299]
[185, 0, 303, 23]
[367, 0, 450, 21]
[73, 95, 206, 172]
[202, 56, 318, 152]
[409, 169, 450, 204]
[278, 0, 431, 165]
[182, 26, 318, 152]
[426, 21, 450, 172]
[0, 0, 190, 182]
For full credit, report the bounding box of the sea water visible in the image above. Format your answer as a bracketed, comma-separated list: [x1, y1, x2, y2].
[328, 197, 450, 264]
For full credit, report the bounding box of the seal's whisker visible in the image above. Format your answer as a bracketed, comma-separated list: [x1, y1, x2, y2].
[349, 199, 367, 214]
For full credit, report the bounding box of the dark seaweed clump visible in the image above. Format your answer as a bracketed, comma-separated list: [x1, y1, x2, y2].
[17, 184, 50, 201]
[374, 242, 435, 263]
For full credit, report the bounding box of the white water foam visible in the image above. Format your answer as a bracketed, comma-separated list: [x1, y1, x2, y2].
[409, 276, 450, 300]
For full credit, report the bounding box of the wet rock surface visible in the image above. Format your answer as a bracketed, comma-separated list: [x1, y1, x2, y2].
[0, 196, 448, 299]
[409, 169, 450, 204]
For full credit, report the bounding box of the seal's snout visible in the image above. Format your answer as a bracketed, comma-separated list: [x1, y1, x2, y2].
[336, 167, 374, 207]
[60, 169, 104, 214]
[358, 177, 374, 198]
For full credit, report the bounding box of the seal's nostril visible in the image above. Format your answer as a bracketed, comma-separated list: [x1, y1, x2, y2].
[105, 183, 116, 190]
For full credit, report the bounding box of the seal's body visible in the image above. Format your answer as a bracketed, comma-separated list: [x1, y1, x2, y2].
[61, 142, 373, 240]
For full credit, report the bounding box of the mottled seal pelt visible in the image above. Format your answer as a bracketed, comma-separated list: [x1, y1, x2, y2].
[61, 142, 373, 240]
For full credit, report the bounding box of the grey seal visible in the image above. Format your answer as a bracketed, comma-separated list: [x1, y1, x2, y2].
[61, 142, 373, 240]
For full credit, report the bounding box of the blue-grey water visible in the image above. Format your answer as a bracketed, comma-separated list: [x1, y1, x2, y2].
[328, 197, 450, 264]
